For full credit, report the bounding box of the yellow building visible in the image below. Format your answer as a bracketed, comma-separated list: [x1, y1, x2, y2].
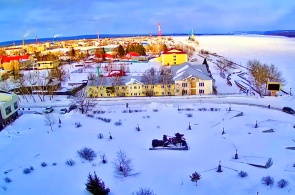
[0, 55, 34, 71]
[172, 63, 213, 95]
[158, 49, 188, 66]
[36, 59, 60, 69]
[86, 76, 175, 98]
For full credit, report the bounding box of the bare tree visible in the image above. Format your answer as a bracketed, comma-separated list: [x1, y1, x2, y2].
[74, 88, 96, 114]
[111, 76, 125, 96]
[141, 67, 159, 96]
[113, 150, 133, 177]
[247, 59, 285, 95]
[44, 113, 56, 132]
[158, 67, 174, 95]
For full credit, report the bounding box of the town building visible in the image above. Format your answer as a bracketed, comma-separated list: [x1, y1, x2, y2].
[157, 49, 188, 66]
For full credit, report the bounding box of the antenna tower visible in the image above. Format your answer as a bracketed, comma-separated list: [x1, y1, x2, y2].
[158, 23, 162, 36]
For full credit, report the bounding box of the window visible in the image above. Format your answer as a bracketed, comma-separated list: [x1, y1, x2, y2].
[162, 92, 164, 95]
[138, 86, 140, 89]
[168, 85, 171, 88]
[107, 94, 110, 97]
[130, 86, 132, 89]
[139, 93, 140, 96]
[5, 106, 12, 115]
[182, 83, 188, 87]
[152, 85, 154, 88]
[134, 93, 137, 96]
[199, 89, 204, 94]
[161, 85, 164, 88]
[199, 82, 204, 87]
[14, 102, 18, 109]
[134, 86, 137, 89]
[168, 92, 171, 95]
[131, 93, 133, 96]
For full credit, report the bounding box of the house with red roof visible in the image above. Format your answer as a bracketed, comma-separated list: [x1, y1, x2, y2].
[0, 55, 33, 71]
[158, 49, 188, 66]
[126, 52, 139, 59]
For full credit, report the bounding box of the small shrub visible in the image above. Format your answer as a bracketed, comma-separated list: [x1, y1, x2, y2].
[189, 171, 201, 186]
[97, 133, 103, 139]
[133, 187, 156, 195]
[30, 166, 34, 171]
[85, 172, 110, 195]
[1, 186, 7, 191]
[114, 121, 122, 126]
[86, 114, 94, 118]
[23, 168, 32, 174]
[238, 171, 248, 178]
[41, 162, 47, 167]
[101, 154, 107, 164]
[186, 113, 193, 117]
[75, 122, 82, 128]
[4, 177, 11, 183]
[65, 159, 75, 166]
[77, 147, 97, 162]
[277, 179, 289, 188]
[265, 158, 273, 168]
[261, 176, 274, 186]
[152, 109, 158, 112]
[146, 115, 150, 118]
[52, 162, 57, 166]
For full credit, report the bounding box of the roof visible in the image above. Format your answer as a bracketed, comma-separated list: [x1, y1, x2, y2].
[171, 63, 213, 81]
[0, 55, 31, 64]
[162, 49, 187, 55]
[126, 52, 140, 57]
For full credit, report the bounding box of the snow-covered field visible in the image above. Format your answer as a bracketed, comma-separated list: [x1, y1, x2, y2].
[1, 35, 295, 195]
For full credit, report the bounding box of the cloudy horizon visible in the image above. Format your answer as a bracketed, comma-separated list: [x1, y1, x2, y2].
[0, 0, 294, 42]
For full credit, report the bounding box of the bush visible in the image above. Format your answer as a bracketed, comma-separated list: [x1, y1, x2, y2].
[97, 133, 103, 139]
[65, 159, 75, 166]
[114, 121, 122, 126]
[277, 179, 289, 188]
[265, 158, 273, 168]
[261, 176, 274, 186]
[41, 162, 47, 167]
[4, 177, 11, 183]
[189, 171, 201, 186]
[133, 187, 156, 195]
[77, 147, 97, 162]
[152, 109, 158, 112]
[75, 122, 82, 128]
[23, 168, 32, 174]
[238, 171, 248, 178]
[113, 150, 133, 177]
[52, 162, 57, 166]
[186, 113, 193, 117]
[100, 154, 107, 164]
[85, 172, 110, 195]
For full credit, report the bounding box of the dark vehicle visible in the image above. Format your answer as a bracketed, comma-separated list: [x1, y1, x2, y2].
[44, 106, 54, 113]
[68, 104, 77, 112]
[60, 108, 68, 114]
[282, 107, 295, 114]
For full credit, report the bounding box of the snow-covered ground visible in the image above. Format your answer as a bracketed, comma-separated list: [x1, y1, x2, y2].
[1, 35, 295, 195]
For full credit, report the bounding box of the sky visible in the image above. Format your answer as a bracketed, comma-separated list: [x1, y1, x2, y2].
[0, 0, 295, 42]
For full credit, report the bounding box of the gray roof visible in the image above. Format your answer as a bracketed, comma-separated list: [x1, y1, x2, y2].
[171, 63, 213, 81]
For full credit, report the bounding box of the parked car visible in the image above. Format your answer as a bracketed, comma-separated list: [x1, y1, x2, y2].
[68, 104, 77, 112]
[44, 106, 54, 113]
[60, 108, 68, 114]
[282, 107, 295, 114]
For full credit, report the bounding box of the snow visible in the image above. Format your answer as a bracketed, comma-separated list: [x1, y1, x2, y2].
[1, 35, 295, 195]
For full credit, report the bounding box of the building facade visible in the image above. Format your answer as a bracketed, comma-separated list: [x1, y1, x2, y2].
[159, 49, 188, 66]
